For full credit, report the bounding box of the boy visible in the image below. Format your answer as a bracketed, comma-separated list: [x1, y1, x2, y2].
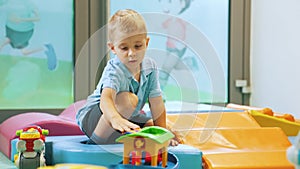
[76, 9, 178, 146]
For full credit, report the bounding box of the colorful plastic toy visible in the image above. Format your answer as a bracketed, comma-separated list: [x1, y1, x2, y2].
[116, 126, 174, 167]
[122, 128, 141, 135]
[14, 126, 49, 169]
[287, 131, 300, 169]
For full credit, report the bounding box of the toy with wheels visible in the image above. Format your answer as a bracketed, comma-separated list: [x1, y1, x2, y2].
[14, 126, 49, 169]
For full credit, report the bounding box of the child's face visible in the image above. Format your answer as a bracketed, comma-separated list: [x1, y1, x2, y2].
[108, 33, 149, 73]
[159, 0, 185, 15]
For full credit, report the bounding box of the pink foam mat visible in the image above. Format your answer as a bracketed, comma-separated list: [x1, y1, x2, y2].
[0, 100, 86, 158]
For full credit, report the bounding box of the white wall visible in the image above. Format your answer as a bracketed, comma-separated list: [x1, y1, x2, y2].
[250, 0, 300, 117]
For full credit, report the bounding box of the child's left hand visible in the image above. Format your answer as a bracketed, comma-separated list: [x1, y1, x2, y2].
[167, 125, 183, 146]
[169, 138, 179, 146]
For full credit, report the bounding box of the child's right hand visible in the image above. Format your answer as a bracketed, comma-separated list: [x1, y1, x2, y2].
[110, 116, 140, 133]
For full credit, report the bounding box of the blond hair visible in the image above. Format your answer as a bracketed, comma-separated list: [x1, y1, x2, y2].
[108, 9, 147, 43]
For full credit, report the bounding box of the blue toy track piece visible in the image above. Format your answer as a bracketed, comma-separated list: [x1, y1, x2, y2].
[44, 43, 57, 71]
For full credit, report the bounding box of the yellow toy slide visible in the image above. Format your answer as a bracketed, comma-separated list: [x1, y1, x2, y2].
[227, 103, 300, 136]
[249, 109, 300, 136]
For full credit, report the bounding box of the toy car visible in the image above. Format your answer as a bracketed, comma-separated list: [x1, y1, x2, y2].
[14, 126, 49, 169]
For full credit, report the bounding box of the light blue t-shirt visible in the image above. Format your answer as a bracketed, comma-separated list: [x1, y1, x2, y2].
[76, 56, 162, 129]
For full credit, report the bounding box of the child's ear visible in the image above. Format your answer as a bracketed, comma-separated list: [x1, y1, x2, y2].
[107, 42, 116, 54]
[146, 37, 150, 47]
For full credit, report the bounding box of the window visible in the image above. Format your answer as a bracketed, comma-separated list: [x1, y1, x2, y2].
[0, 0, 251, 123]
[0, 0, 74, 109]
[110, 0, 229, 104]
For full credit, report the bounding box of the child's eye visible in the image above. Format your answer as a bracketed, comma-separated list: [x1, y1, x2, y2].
[121, 47, 128, 51]
[135, 44, 143, 49]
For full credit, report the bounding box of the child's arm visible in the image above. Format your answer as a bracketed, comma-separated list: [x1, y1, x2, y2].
[149, 96, 181, 146]
[148, 96, 166, 128]
[100, 88, 139, 132]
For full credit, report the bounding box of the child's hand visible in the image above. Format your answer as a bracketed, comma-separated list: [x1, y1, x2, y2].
[167, 125, 183, 146]
[169, 132, 184, 146]
[169, 139, 179, 146]
[110, 116, 140, 133]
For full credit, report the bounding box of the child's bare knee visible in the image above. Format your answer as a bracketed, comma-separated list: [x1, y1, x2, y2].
[116, 92, 138, 107]
[115, 92, 138, 117]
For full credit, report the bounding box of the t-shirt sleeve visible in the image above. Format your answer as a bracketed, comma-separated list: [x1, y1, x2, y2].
[100, 65, 123, 93]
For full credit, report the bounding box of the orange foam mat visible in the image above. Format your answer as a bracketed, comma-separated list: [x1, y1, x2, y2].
[180, 127, 291, 151]
[173, 127, 293, 169]
[167, 112, 294, 168]
[167, 112, 261, 130]
[203, 151, 293, 169]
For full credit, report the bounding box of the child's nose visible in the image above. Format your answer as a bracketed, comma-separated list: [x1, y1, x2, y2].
[128, 48, 136, 57]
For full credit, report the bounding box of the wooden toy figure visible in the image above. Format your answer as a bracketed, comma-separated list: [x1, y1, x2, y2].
[15, 126, 49, 169]
[116, 126, 174, 167]
[287, 131, 300, 169]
